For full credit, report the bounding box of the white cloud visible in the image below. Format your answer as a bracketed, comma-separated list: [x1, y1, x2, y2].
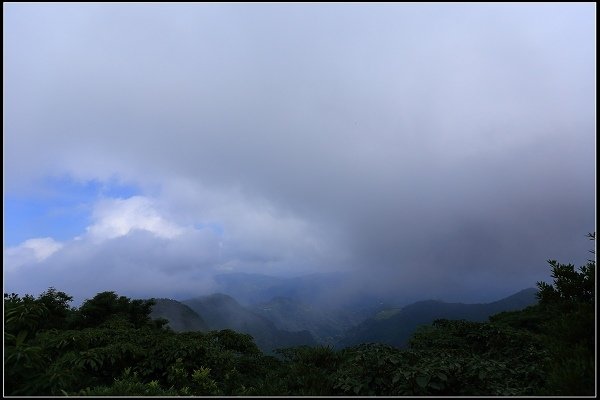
[24, 237, 63, 260]
[86, 196, 184, 241]
[3, 192, 346, 301]
[4, 237, 63, 270]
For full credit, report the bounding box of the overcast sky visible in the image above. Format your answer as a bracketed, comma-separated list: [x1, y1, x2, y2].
[3, 3, 596, 304]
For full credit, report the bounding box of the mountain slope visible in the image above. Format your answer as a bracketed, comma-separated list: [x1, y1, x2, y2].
[251, 296, 374, 346]
[182, 293, 316, 352]
[337, 288, 538, 349]
[150, 298, 208, 332]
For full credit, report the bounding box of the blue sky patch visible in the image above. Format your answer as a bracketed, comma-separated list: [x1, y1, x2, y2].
[3, 175, 140, 247]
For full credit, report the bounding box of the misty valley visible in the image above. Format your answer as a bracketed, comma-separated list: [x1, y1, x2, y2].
[149, 274, 540, 353]
[5, 239, 595, 396]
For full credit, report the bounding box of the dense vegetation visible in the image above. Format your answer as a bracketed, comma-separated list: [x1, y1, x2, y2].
[4, 234, 595, 396]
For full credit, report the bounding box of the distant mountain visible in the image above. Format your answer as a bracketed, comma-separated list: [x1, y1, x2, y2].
[251, 296, 371, 346]
[213, 271, 393, 310]
[215, 272, 399, 345]
[336, 288, 539, 349]
[150, 298, 208, 332]
[213, 272, 344, 306]
[182, 293, 316, 352]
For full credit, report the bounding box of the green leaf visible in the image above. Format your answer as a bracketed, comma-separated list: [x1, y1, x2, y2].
[416, 375, 430, 388]
[15, 330, 28, 346]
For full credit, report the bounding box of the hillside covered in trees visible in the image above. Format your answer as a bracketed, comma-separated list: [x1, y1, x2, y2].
[4, 234, 595, 396]
[336, 288, 538, 349]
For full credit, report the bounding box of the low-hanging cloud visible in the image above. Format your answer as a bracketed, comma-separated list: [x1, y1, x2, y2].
[4, 3, 595, 303]
[4, 194, 344, 303]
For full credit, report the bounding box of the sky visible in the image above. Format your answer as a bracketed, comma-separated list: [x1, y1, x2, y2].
[3, 3, 596, 304]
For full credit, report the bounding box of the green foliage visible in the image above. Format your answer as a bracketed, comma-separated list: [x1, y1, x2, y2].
[77, 291, 156, 328]
[208, 328, 260, 355]
[79, 368, 178, 396]
[537, 232, 595, 308]
[273, 345, 341, 395]
[5, 294, 49, 335]
[333, 343, 405, 395]
[165, 358, 219, 395]
[537, 260, 594, 306]
[529, 233, 595, 395]
[489, 305, 551, 333]
[541, 343, 595, 396]
[407, 320, 549, 395]
[36, 287, 75, 330]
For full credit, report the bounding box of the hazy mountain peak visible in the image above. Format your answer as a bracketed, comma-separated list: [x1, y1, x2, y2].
[150, 298, 208, 332]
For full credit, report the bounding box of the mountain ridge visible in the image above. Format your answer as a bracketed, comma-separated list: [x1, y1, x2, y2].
[182, 293, 316, 352]
[149, 298, 209, 332]
[336, 287, 538, 349]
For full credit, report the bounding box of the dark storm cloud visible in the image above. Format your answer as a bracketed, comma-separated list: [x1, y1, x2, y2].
[4, 3, 595, 302]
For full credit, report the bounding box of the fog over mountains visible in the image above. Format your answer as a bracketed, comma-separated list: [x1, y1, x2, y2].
[149, 298, 208, 332]
[147, 272, 539, 352]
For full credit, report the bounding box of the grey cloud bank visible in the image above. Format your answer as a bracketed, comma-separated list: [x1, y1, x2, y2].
[4, 3, 595, 303]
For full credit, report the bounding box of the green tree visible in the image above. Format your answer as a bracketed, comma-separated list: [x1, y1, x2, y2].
[36, 287, 75, 330]
[533, 232, 595, 395]
[537, 232, 595, 307]
[77, 291, 155, 328]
